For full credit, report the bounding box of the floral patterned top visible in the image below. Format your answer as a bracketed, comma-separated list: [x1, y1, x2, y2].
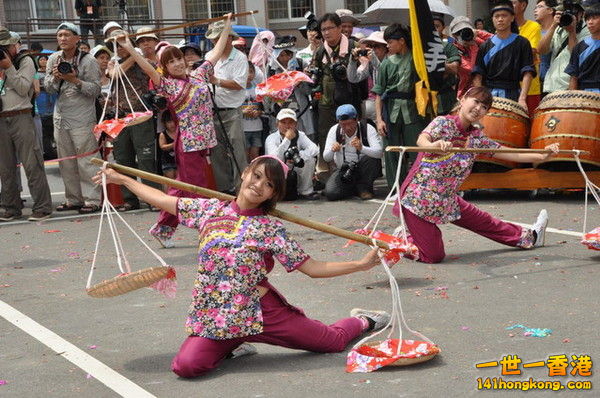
[178, 198, 310, 339]
[401, 115, 501, 224]
[157, 61, 218, 153]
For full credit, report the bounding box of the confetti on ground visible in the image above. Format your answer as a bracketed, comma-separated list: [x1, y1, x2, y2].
[50, 268, 64, 273]
[86, 374, 93, 379]
[506, 324, 552, 337]
[67, 252, 80, 257]
[44, 230, 62, 233]
[461, 326, 471, 331]
[562, 338, 571, 343]
[88, 345, 97, 349]
[0, 380, 6, 385]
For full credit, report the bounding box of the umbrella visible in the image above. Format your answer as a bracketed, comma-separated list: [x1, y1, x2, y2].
[362, 0, 456, 26]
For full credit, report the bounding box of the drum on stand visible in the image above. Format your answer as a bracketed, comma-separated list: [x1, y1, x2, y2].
[530, 90, 600, 171]
[473, 97, 530, 172]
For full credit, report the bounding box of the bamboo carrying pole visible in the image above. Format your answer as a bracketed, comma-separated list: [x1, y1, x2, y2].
[106, 10, 258, 40]
[386, 146, 590, 155]
[90, 159, 391, 251]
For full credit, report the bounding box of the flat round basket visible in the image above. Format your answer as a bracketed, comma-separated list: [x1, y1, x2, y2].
[87, 266, 171, 298]
[125, 112, 153, 127]
[363, 339, 440, 367]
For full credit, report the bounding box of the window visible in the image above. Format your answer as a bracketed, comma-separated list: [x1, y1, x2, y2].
[4, 0, 66, 32]
[344, 0, 377, 14]
[100, 0, 153, 24]
[184, 0, 236, 20]
[267, 0, 314, 20]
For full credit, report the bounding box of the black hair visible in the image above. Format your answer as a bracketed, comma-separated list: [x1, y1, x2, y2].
[462, 86, 494, 109]
[585, 3, 600, 19]
[240, 157, 287, 213]
[319, 13, 342, 29]
[161, 110, 175, 125]
[433, 16, 446, 26]
[30, 42, 43, 52]
[37, 55, 49, 62]
[537, 0, 557, 7]
[383, 23, 412, 49]
[493, 0, 515, 13]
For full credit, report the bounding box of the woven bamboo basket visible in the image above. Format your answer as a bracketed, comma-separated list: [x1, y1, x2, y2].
[87, 266, 171, 298]
[363, 340, 440, 366]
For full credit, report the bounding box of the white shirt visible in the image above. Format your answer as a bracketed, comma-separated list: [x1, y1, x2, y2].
[322, 122, 383, 168]
[296, 45, 314, 69]
[210, 47, 249, 108]
[264, 129, 319, 161]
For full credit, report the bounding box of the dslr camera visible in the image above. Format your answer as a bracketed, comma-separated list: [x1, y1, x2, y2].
[459, 28, 474, 42]
[330, 61, 348, 82]
[57, 61, 73, 74]
[340, 161, 358, 184]
[142, 90, 168, 111]
[284, 146, 304, 168]
[558, 0, 577, 27]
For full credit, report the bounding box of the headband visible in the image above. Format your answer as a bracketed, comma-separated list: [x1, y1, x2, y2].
[491, 6, 515, 15]
[251, 155, 289, 178]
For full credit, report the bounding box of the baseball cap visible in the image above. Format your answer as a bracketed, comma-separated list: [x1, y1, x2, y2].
[276, 108, 297, 121]
[449, 16, 474, 35]
[57, 22, 80, 36]
[336, 104, 358, 120]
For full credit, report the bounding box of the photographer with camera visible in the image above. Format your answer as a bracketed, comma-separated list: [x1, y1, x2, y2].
[311, 13, 368, 183]
[0, 27, 52, 222]
[347, 31, 388, 122]
[450, 16, 493, 98]
[104, 28, 161, 212]
[265, 108, 319, 201]
[566, 3, 600, 91]
[323, 104, 382, 201]
[538, 0, 590, 93]
[44, 22, 102, 215]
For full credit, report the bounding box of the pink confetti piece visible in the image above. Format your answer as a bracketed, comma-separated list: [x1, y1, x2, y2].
[86, 374, 93, 379]
[88, 345, 97, 349]
[67, 252, 80, 257]
[0, 380, 6, 385]
[44, 229, 62, 233]
[461, 326, 471, 331]
[562, 338, 571, 343]
[50, 268, 64, 272]
[434, 286, 448, 291]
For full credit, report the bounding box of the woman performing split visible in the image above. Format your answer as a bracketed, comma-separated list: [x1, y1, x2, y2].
[112, 15, 233, 248]
[93, 155, 390, 378]
[393, 87, 559, 264]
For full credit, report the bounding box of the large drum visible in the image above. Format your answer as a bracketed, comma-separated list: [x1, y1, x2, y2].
[530, 90, 600, 170]
[474, 97, 530, 171]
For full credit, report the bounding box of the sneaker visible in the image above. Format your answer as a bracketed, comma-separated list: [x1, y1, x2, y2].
[350, 308, 391, 331]
[28, 212, 51, 222]
[0, 211, 22, 222]
[532, 209, 548, 247]
[230, 343, 258, 359]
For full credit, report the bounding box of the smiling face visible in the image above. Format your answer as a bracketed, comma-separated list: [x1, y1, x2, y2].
[340, 22, 354, 38]
[239, 163, 276, 208]
[165, 55, 186, 78]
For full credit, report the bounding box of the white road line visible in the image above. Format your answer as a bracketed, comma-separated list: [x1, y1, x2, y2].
[22, 191, 65, 198]
[0, 209, 147, 227]
[367, 199, 584, 238]
[0, 300, 156, 398]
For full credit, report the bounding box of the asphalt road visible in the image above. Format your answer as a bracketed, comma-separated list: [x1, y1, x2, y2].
[1, 164, 598, 397]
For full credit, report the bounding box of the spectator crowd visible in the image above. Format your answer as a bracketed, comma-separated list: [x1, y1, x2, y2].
[1, 0, 599, 225]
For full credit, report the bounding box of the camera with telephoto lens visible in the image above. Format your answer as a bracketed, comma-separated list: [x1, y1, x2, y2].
[340, 161, 358, 184]
[330, 61, 348, 82]
[284, 146, 304, 168]
[141, 89, 168, 111]
[559, 0, 577, 27]
[57, 61, 73, 74]
[459, 28, 474, 42]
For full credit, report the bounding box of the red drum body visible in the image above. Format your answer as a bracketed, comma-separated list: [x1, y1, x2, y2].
[530, 90, 600, 170]
[474, 97, 530, 171]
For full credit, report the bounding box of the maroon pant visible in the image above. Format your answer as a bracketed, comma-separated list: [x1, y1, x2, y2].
[402, 196, 526, 264]
[171, 290, 363, 378]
